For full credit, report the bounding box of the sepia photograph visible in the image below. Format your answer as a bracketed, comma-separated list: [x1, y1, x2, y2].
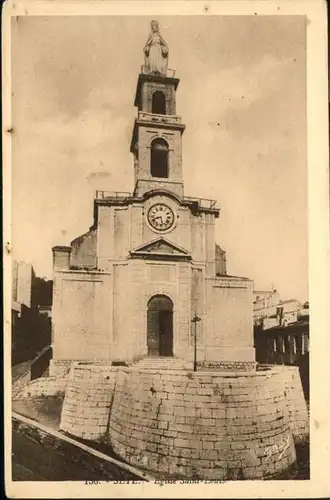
[3, 0, 329, 498]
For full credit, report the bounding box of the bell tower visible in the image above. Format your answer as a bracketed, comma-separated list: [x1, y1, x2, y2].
[130, 20, 185, 199]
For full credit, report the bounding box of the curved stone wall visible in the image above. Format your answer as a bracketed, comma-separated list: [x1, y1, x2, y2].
[108, 368, 299, 479]
[271, 365, 309, 443]
[60, 363, 117, 441]
[60, 363, 308, 479]
[13, 375, 68, 400]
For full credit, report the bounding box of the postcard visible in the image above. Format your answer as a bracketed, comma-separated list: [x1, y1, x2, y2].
[3, 0, 330, 498]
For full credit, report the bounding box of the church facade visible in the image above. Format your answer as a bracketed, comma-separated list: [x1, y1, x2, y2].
[50, 25, 255, 375]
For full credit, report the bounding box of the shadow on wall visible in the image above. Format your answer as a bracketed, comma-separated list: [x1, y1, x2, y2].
[297, 352, 309, 402]
[12, 308, 52, 366]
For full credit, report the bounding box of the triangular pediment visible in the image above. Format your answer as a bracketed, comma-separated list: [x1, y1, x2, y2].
[130, 237, 190, 260]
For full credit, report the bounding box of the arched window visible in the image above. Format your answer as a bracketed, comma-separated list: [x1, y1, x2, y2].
[152, 91, 166, 115]
[150, 138, 169, 178]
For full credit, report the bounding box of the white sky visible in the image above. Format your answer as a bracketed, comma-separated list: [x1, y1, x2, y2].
[11, 15, 307, 301]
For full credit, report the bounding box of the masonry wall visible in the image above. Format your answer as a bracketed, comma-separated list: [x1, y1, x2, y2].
[267, 365, 309, 443]
[60, 364, 308, 480]
[13, 375, 68, 400]
[95, 194, 218, 270]
[108, 368, 297, 479]
[60, 363, 117, 441]
[52, 260, 256, 366]
[109, 260, 255, 364]
[70, 229, 97, 269]
[52, 271, 112, 361]
[137, 127, 183, 184]
[203, 277, 255, 366]
[123, 259, 192, 361]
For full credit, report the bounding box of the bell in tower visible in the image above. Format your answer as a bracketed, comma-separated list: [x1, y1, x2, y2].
[130, 20, 186, 199]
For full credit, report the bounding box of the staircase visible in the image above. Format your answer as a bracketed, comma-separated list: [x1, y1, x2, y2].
[132, 356, 192, 371]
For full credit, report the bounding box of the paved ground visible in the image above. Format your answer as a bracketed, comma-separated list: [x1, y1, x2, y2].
[12, 396, 63, 431]
[12, 361, 32, 383]
[12, 425, 145, 482]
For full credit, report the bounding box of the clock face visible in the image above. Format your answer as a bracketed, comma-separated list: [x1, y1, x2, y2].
[148, 204, 175, 231]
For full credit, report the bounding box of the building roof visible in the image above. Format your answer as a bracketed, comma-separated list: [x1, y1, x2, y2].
[259, 320, 309, 336]
[279, 299, 301, 305]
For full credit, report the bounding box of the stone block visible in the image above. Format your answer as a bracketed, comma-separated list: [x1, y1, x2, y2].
[190, 459, 211, 469]
[163, 429, 178, 438]
[197, 408, 213, 418]
[201, 441, 215, 450]
[198, 418, 215, 426]
[197, 388, 214, 396]
[159, 404, 174, 415]
[212, 409, 226, 419]
[177, 447, 192, 459]
[174, 438, 192, 448]
[158, 421, 168, 430]
[169, 422, 190, 433]
[158, 413, 173, 422]
[174, 406, 187, 416]
[184, 387, 197, 395]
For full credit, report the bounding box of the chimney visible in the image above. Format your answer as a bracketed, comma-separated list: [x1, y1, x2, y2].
[52, 246, 71, 270]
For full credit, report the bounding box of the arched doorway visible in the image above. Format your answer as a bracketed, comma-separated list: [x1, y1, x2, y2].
[147, 295, 173, 357]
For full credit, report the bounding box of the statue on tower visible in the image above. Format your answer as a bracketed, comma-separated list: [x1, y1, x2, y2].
[143, 20, 169, 76]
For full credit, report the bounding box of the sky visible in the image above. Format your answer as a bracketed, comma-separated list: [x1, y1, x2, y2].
[11, 15, 307, 301]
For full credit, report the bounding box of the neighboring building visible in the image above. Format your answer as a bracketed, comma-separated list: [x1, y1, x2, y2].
[38, 305, 52, 319]
[12, 261, 53, 365]
[254, 319, 309, 366]
[254, 302, 310, 366]
[12, 261, 37, 363]
[12, 260, 36, 309]
[253, 289, 302, 330]
[50, 28, 255, 376]
[253, 289, 280, 328]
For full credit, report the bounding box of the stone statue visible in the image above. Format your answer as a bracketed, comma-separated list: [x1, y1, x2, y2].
[143, 20, 168, 76]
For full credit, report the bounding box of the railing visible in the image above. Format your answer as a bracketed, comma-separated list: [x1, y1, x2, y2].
[95, 191, 218, 210]
[183, 196, 218, 210]
[138, 111, 182, 124]
[95, 190, 131, 200]
[140, 66, 176, 78]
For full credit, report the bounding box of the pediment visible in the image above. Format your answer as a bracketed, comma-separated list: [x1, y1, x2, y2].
[130, 237, 191, 260]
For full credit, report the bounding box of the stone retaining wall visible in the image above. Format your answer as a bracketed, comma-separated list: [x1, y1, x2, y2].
[59, 363, 308, 480]
[12, 346, 52, 398]
[60, 363, 117, 441]
[270, 365, 309, 443]
[13, 375, 68, 400]
[12, 371, 31, 399]
[49, 359, 75, 378]
[108, 369, 297, 479]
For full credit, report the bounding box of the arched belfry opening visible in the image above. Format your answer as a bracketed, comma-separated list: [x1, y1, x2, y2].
[152, 91, 166, 115]
[147, 295, 173, 357]
[150, 138, 169, 178]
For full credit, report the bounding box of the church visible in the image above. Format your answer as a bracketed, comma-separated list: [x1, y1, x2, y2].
[50, 21, 255, 376]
